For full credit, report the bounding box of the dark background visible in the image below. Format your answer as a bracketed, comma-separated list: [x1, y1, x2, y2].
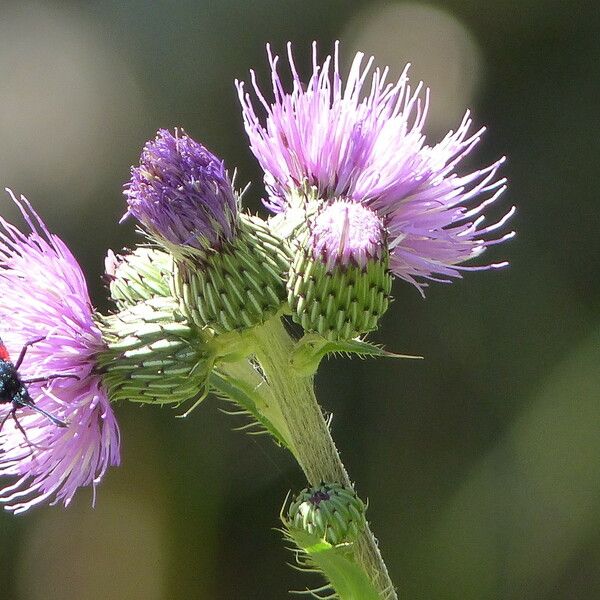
[0, 1, 598, 599]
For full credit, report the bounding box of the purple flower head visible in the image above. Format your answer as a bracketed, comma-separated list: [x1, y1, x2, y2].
[309, 200, 385, 271]
[0, 190, 120, 513]
[124, 128, 238, 253]
[237, 42, 515, 292]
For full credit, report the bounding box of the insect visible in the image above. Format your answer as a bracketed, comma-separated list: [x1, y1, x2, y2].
[0, 336, 70, 443]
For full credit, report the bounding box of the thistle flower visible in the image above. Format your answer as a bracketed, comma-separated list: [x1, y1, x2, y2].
[0, 190, 120, 513]
[125, 129, 291, 334]
[288, 200, 391, 340]
[309, 200, 385, 270]
[237, 42, 515, 292]
[123, 128, 238, 257]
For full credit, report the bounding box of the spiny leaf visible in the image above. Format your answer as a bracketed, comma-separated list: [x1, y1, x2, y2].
[283, 526, 381, 600]
[290, 333, 422, 376]
[209, 370, 290, 449]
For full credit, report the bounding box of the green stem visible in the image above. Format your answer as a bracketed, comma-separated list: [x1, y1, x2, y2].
[252, 316, 397, 600]
[211, 357, 296, 452]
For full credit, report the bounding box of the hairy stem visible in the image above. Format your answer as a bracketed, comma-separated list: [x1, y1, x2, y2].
[252, 316, 397, 600]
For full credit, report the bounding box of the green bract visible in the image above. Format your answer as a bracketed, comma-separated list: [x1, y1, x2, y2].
[172, 213, 291, 334]
[106, 246, 172, 310]
[287, 482, 367, 547]
[97, 297, 214, 405]
[288, 248, 392, 341]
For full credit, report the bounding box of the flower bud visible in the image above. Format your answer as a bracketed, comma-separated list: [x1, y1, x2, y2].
[124, 129, 291, 334]
[287, 482, 367, 546]
[98, 297, 213, 405]
[288, 200, 392, 340]
[171, 213, 291, 334]
[123, 129, 237, 259]
[105, 246, 172, 310]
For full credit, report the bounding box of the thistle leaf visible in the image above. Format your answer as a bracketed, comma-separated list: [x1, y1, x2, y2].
[209, 370, 290, 449]
[291, 333, 422, 376]
[285, 527, 381, 600]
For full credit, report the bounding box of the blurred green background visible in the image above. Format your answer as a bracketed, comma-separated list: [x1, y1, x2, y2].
[0, 1, 598, 598]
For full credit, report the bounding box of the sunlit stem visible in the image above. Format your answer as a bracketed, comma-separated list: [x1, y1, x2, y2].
[251, 316, 397, 600]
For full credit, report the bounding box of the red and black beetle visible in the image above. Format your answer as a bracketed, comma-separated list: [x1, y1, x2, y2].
[0, 336, 69, 440]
